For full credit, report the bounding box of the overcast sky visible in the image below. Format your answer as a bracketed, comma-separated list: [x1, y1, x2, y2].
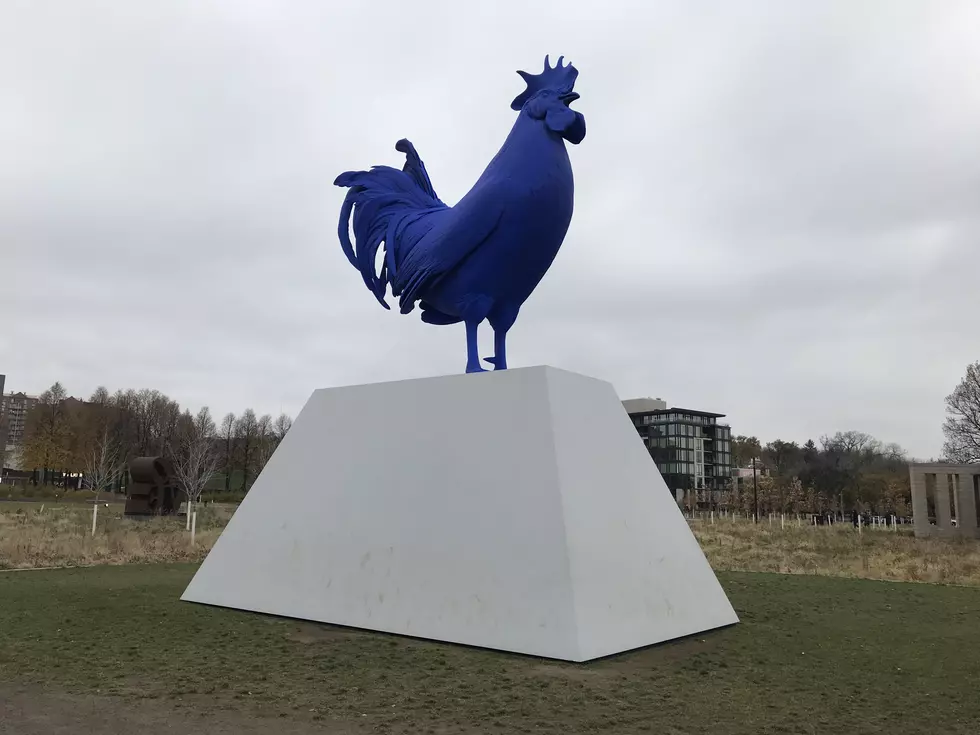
[2, 1, 978, 459]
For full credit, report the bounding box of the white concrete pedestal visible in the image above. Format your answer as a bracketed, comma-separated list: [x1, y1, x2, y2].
[182, 366, 738, 661]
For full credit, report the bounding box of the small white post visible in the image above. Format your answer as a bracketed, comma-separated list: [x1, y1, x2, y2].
[892, 514, 897, 531]
[710, 510, 715, 525]
[40, 504, 45, 514]
[768, 513, 773, 527]
[858, 514, 863, 534]
[781, 513, 785, 530]
[191, 510, 197, 546]
[186, 500, 192, 530]
[91, 502, 98, 537]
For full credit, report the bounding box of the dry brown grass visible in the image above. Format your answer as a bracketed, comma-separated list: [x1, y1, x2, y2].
[692, 514, 980, 586]
[0, 503, 234, 570]
[5, 503, 980, 587]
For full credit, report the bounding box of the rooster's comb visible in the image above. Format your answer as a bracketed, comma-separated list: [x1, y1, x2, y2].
[510, 55, 579, 111]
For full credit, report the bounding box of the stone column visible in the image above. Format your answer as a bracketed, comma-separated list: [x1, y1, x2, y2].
[958, 472, 979, 538]
[910, 466, 929, 535]
[910, 466, 930, 537]
[935, 473, 952, 533]
[952, 474, 962, 526]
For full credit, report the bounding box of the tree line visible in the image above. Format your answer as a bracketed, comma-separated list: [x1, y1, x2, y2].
[17, 381, 292, 497]
[715, 360, 980, 517]
[723, 431, 912, 517]
[12, 360, 979, 511]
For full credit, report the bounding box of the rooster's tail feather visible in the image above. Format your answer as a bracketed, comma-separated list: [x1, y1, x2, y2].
[335, 140, 448, 308]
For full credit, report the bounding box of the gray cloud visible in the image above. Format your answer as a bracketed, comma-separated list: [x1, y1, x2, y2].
[2, 0, 978, 458]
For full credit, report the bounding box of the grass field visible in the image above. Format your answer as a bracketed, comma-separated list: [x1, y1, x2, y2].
[5, 503, 980, 589]
[0, 500, 125, 513]
[1, 564, 979, 734]
[692, 517, 980, 585]
[0, 503, 231, 569]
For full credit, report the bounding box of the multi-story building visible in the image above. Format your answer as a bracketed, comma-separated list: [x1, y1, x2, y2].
[624, 399, 733, 505]
[622, 397, 667, 414]
[1, 390, 38, 447]
[0, 374, 5, 468]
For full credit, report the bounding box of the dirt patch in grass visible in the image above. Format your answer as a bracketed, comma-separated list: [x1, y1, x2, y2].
[288, 622, 360, 645]
[0, 684, 370, 735]
[529, 662, 617, 683]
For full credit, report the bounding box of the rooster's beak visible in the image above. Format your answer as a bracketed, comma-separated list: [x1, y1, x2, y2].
[559, 92, 580, 105]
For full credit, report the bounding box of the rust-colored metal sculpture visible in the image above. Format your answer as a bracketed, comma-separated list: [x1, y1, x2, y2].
[125, 456, 183, 516]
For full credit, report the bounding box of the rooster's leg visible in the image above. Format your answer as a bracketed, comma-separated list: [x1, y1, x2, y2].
[485, 307, 518, 371]
[484, 330, 508, 370]
[465, 320, 486, 373]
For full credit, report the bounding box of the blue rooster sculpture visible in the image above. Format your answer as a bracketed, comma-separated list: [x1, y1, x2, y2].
[335, 55, 586, 373]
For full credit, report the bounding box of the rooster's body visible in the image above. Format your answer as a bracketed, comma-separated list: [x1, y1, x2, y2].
[335, 56, 585, 373]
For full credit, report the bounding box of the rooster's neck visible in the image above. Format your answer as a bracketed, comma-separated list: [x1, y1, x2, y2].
[481, 112, 568, 175]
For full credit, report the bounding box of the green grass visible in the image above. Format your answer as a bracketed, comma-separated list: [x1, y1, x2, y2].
[1, 565, 979, 734]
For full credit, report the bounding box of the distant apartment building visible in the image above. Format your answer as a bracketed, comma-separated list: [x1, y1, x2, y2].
[1, 391, 38, 446]
[0, 374, 5, 467]
[733, 461, 769, 480]
[623, 398, 734, 502]
[621, 397, 668, 414]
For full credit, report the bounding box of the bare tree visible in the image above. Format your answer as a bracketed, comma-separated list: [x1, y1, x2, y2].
[273, 413, 293, 443]
[943, 361, 980, 463]
[89, 385, 111, 406]
[84, 428, 121, 502]
[220, 412, 236, 491]
[156, 398, 182, 455]
[252, 412, 293, 478]
[256, 413, 274, 472]
[112, 389, 139, 461]
[21, 382, 70, 485]
[170, 407, 220, 514]
[193, 405, 216, 441]
[235, 409, 260, 492]
[130, 389, 182, 456]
